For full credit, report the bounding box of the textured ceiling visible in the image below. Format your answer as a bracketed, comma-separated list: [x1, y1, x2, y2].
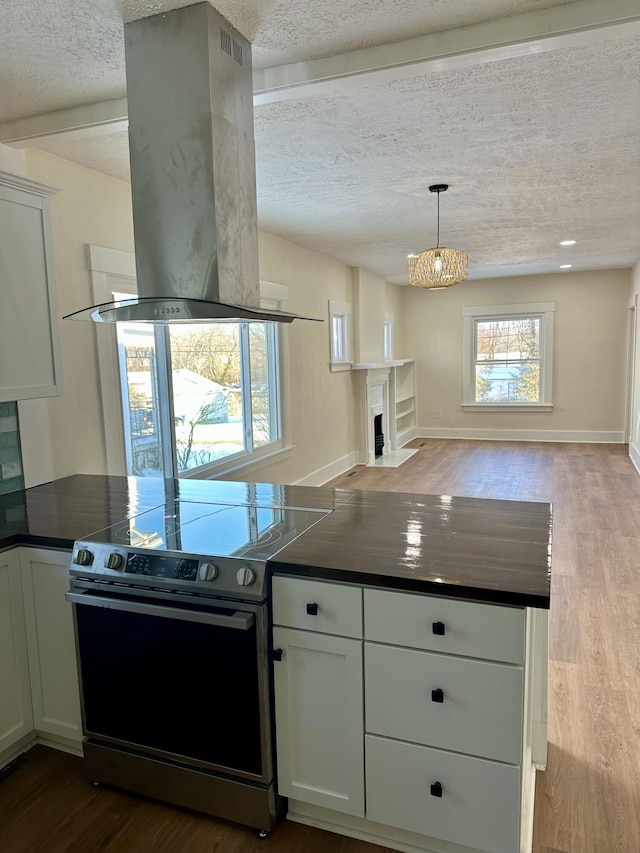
[0, 0, 125, 122]
[122, 0, 578, 66]
[1, 0, 639, 282]
[254, 34, 640, 281]
[0, 0, 580, 120]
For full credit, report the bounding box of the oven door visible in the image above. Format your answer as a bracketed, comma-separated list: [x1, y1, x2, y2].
[66, 582, 272, 784]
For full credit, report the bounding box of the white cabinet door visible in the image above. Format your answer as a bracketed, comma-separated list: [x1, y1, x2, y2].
[20, 548, 81, 745]
[272, 626, 364, 817]
[0, 173, 62, 401]
[0, 550, 33, 754]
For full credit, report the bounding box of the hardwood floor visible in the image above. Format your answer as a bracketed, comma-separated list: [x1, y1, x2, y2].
[1, 439, 639, 852]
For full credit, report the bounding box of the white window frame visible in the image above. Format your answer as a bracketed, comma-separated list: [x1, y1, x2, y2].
[384, 313, 394, 361]
[462, 302, 555, 411]
[328, 299, 352, 372]
[89, 245, 293, 478]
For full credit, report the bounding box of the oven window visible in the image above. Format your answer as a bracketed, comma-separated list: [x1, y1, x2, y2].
[75, 603, 263, 776]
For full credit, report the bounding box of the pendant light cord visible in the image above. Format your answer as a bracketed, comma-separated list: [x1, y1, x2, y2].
[436, 190, 440, 248]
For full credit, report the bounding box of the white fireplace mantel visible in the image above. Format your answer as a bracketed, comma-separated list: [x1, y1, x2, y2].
[355, 364, 418, 468]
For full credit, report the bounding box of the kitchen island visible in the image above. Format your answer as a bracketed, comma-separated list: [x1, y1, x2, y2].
[0, 474, 551, 853]
[0, 473, 550, 606]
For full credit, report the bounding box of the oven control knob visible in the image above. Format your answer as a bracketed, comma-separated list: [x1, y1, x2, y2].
[236, 566, 256, 587]
[105, 552, 124, 571]
[199, 562, 219, 582]
[75, 548, 93, 567]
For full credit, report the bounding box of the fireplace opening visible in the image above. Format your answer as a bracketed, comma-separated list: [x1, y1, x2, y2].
[374, 413, 384, 458]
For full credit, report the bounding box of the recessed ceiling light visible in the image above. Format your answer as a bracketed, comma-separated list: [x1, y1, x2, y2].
[560, 240, 576, 246]
[560, 264, 572, 269]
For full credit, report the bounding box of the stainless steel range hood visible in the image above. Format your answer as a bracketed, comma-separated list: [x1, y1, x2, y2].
[65, 3, 316, 325]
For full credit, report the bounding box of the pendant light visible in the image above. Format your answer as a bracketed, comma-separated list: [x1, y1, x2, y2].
[408, 184, 468, 289]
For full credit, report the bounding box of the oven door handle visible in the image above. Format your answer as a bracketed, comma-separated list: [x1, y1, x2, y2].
[64, 591, 255, 631]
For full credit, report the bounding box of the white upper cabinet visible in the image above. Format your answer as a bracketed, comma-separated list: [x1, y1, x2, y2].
[0, 172, 63, 401]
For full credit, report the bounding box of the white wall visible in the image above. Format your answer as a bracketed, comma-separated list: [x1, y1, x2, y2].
[628, 261, 640, 469]
[352, 268, 386, 363]
[400, 269, 631, 442]
[248, 232, 357, 485]
[0, 143, 26, 176]
[23, 150, 135, 482]
[13, 147, 636, 487]
[15, 150, 360, 486]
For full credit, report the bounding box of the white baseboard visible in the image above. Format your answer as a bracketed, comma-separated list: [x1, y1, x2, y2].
[629, 442, 640, 475]
[414, 427, 626, 443]
[0, 732, 83, 770]
[287, 800, 484, 853]
[0, 733, 37, 770]
[36, 734, 83, 757]
[293, 451, 359, 486]
[397, 425, 419, 445]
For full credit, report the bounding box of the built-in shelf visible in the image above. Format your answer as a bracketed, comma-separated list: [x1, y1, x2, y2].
[392, 360, 417, 445]
[396, 403, 415, 419]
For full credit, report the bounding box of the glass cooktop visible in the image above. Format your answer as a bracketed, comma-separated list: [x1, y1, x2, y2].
[84, 499, 331, 561]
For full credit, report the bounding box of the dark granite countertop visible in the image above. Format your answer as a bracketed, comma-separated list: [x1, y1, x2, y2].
[0, 474, 551, 608]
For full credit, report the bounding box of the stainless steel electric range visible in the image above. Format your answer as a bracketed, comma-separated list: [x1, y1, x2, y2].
[65, 497, 331, 837]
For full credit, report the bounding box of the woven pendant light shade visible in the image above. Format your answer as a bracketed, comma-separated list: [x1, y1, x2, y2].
[408, 184, 468, 289]
[408, 247, 468, 289]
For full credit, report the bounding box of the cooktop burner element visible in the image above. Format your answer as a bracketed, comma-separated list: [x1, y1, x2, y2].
[69, 499, 331, 601]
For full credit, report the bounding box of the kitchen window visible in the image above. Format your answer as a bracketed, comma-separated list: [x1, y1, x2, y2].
[462, 302, 554, 410]
[116, 316, 281, 476]
[90, 245, 290, 478]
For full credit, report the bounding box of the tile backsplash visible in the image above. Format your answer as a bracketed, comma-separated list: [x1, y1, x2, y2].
[0, 402, 24, 494]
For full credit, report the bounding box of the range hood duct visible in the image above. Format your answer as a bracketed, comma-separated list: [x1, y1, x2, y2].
[65, 3, 316, 325]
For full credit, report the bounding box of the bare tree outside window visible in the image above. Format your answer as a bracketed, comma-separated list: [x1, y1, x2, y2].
[475, 317, 541, 402]
[117, 318, 280, 477]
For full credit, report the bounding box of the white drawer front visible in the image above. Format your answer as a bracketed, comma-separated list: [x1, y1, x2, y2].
[365, 643, 523, 764]
[272, 576, 362, 638]
[364, 588, 524, 663]
[365, 735, 520, 853]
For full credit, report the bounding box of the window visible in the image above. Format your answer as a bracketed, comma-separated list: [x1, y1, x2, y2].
[384, 314, 394, 361]
[329, 300, 352, 370]
[117, 316, 281, 477]
[117, 317, 281, 476]
[462, 303, 554, 409]
[89, 245, 291, 478]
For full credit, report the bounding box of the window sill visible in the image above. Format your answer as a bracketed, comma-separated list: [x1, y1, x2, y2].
[461, 403, 553, 413]
[329, 362, 353, 373]
[180, 443, 295, 480]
